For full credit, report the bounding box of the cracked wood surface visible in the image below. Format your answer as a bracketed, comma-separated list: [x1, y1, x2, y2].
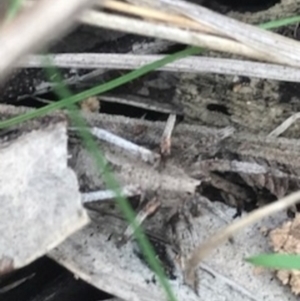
[1, 104, 300, 299]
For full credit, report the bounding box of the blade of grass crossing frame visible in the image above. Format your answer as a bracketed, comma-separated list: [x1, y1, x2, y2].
[0, 46, 202, 129]
[1, 15, 300, 297]
[246, 254, 300, 270]
[43, 61, 178, 301]
[259, 16, 300, 29]
[2, 14, 300, 129]
[5, 0, 24, 22]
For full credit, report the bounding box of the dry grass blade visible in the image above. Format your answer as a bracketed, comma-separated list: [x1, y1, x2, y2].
[81, 10, 274, 62]
[156, 0, 300, 67]
[185, 190, 300, 289]
[98, 0, 217, 34]
[22, 54, 300, 82]
[0, 0, 96, 81]
[122, 0, 300, 67]
[82, 185, 141, 203]
[268, 113, 300, 137]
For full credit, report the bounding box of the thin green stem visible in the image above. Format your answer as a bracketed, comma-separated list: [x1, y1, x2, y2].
[44, 61, 178, 301]
[259, 15, 300, 29]
[0, 46, 202, 129]
[5, 0, 24, 22]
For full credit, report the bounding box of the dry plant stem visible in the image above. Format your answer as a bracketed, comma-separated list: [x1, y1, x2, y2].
[268, 113, 300, 137]
[119, 197, 161, 246]
[81, 185, 141, 204]
[81, 10, 273, 62]
[33, 40, 174, 93]
[0, 273, 35, 293]
[0, 0, 96, 82]
[125, 0, 172, 13]
[22, 54, 300, 83]
[156, 0, 300, 67]
[161, 114, 176, 156]
[199, 263, 256, 300]
[98, 0, 217, 34]
[185, 190, 300, 287]
[90, 127, 160, 164]
[98, 95, 178, 114]
[192, 159, 294, 179]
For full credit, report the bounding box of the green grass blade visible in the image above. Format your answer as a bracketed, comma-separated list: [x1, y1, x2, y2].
[43, 62, 178, 301]
[246, 254, 300, 270]
[259, 16, 300, 30]
[0, 46, 202, 129]
[76, 124, 178, 301]
[5, 0, 24, 22]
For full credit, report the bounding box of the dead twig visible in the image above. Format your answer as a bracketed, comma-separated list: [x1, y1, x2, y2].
[160, 114, 176, 156]
[90, 127, 161, 164]
[117, 196, 161, 247]
[268, 113, 300, 137]
[81, 185, 142, 204]
[185, 190, 300, 289]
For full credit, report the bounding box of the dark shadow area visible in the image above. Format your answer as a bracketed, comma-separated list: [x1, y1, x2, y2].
[0, 257, 111, 301]
[204, 0, 280, 13]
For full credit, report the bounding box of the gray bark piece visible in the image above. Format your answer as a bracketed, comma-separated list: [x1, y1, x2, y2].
[49, 213, 200, 301]
[0, 121, 89, 273]
[49, 199, 298, 301]
[174, 201, 297, 301]
[1, 105, 298, 299]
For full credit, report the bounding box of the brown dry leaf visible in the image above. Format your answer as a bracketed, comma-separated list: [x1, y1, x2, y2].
[269, 214, 300, 295]
[80, 97, 100, 113]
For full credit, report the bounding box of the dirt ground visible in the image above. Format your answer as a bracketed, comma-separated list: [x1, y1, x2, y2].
[2, 0, 300, 300]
